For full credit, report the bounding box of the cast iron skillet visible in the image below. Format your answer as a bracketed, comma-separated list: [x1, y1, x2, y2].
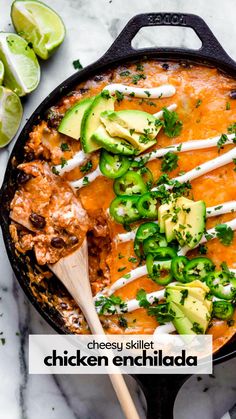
[1, 12, 236, 419]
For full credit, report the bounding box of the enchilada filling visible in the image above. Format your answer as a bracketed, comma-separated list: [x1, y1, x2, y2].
[9, 60, 236, 349]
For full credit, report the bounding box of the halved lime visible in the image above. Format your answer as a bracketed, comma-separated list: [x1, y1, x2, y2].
[11, 0, 66, 60]
[0, 61, 4, 85]
[0, 86, 23, 148]
[0, 33, 40, 96]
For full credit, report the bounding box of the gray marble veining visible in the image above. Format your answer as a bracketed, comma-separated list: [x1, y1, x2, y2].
[0, 0, 236, 418]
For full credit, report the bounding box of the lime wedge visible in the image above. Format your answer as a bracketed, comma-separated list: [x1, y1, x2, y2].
[0, 33, 40, 96]
[0, 61, 4, 85]
[11, 0, 66, 60]
[0, 86, 23, 147]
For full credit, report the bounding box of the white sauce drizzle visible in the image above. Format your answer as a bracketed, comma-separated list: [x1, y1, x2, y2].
[178, 218, 236, 256]
[69, 166, 102, 189]
[117, 201, 236, 243]
[135, 133, 236, 163]
[95, 220, 236, 304]
[152, 147, 236, 192]
[53, 150, 87, 175]
[153, 323, 176, 335]
[103, 84, 176, 98]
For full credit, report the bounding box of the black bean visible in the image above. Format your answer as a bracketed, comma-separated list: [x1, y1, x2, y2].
[45, 107, 63, 129]
[162, 63, 169, 71]
[24, 151, 35, 162]
[230, 90, 236, 99]
[29, 213, 46, 229]
[17, 171, 32, 185]
[68, 235, 78, 245]
[78, 88, 89, 94]
[94, 75, 104, 82]
[51, 237, 65, 248]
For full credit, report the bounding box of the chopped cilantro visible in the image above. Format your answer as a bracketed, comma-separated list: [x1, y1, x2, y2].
[120, 70, 131, 77]
[60, 157, 67, 168]
[144, 90, 151, 97]
[82, 176, 89, 186]
[101, 90, 111, 99]
[196, 99, 202, 108]
[118, 316, 128, 328]
[162, 107, 183, 138]
[226, 101, 231, 110]
[118, 266, 126, 272]
[136, 289, 150, 308]
[217, 134, 228, 150]
[148, 303, 175, 324]
[60, 143, 70, 152]
[161, 152, 178, 172]
[129, 128, 135, 136]
[115, 90, 124, 102]
[191, 322, 204, 334]
[95, 295, 127, 314]
[80, 160, 93, 174]
[73, 59, 83, 70]
[136, 63, 144, 71]
[118, 253, 124, 259]
[199, 244, 208, 255]
[215, 224, 234, 246]
[180, 289, 188, 305]
[233, 158, 236, 171]
[132, 73, 146, 85]
[128, 257, 138, 263]
[228, 122, 236, 135]
[52, 166, 59, 175]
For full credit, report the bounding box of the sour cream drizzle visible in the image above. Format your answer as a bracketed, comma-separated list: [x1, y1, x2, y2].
[53, 150, 87, 176]
[103, 84, 176, 98]
[95, 219, 236, 302]
[69, 166, 102, 189]
[67, 134, 235, 191]
[116, 201, 236, 243]
[152, 147, 236, 192]
[135, 133, 236, 163]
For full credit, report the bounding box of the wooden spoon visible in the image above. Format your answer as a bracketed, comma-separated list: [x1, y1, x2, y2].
[50, 238, 140, 419]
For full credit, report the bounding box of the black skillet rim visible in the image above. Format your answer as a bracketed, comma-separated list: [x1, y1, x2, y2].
[1, 12, 236, 364]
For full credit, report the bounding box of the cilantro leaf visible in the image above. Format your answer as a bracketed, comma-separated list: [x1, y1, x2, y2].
[136, 289, 150, 308]
[95, 295, 127, 314]
[161, 152, 179, 172]
[215, 224, 234, 246]
[162, 107, 183, 138]
[148, 303, 175, 324]
[73, 59, 83, 70]
[80, 160, 93, 174]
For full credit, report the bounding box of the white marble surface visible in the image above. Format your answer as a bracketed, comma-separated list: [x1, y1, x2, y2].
[0, 0, 236, 418]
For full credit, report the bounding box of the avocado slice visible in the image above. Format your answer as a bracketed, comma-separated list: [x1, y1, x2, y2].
[165, 209, 185, 243]
[58, 97, 94, 140]
[181, 201, 206, 248]
[92, 125, 136, 156]
[167, 289, 210, 332]
[168, 280, 212, 312]
[158, 203, 171, 233]
[170, 301, 196, 335]
[100, 110, 161, 154]
[80, 94, 115, 153]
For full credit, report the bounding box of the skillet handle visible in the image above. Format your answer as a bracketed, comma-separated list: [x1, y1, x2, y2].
[101, 13, 236, 69]
[136, 373, 190, 419]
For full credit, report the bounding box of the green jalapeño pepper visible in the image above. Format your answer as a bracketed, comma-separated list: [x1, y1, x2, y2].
[137, 192, 160, 219]
[134, 222, 160, 258]
[137, 167, 154, 190]
[212, 301, 234, 320]
[110, 195, 140, 224]
[143, 234, 168, 255]
[99, 150, 131, 179]
[146, 253, 173, 285]
[184, 257, 215, 283]
[171, 256, 189, 282]
[113, 171, 147, 196]
[206, 271, 236, 300]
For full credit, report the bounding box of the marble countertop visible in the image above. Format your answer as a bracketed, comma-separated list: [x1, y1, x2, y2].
[1, 0, 236, 418]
